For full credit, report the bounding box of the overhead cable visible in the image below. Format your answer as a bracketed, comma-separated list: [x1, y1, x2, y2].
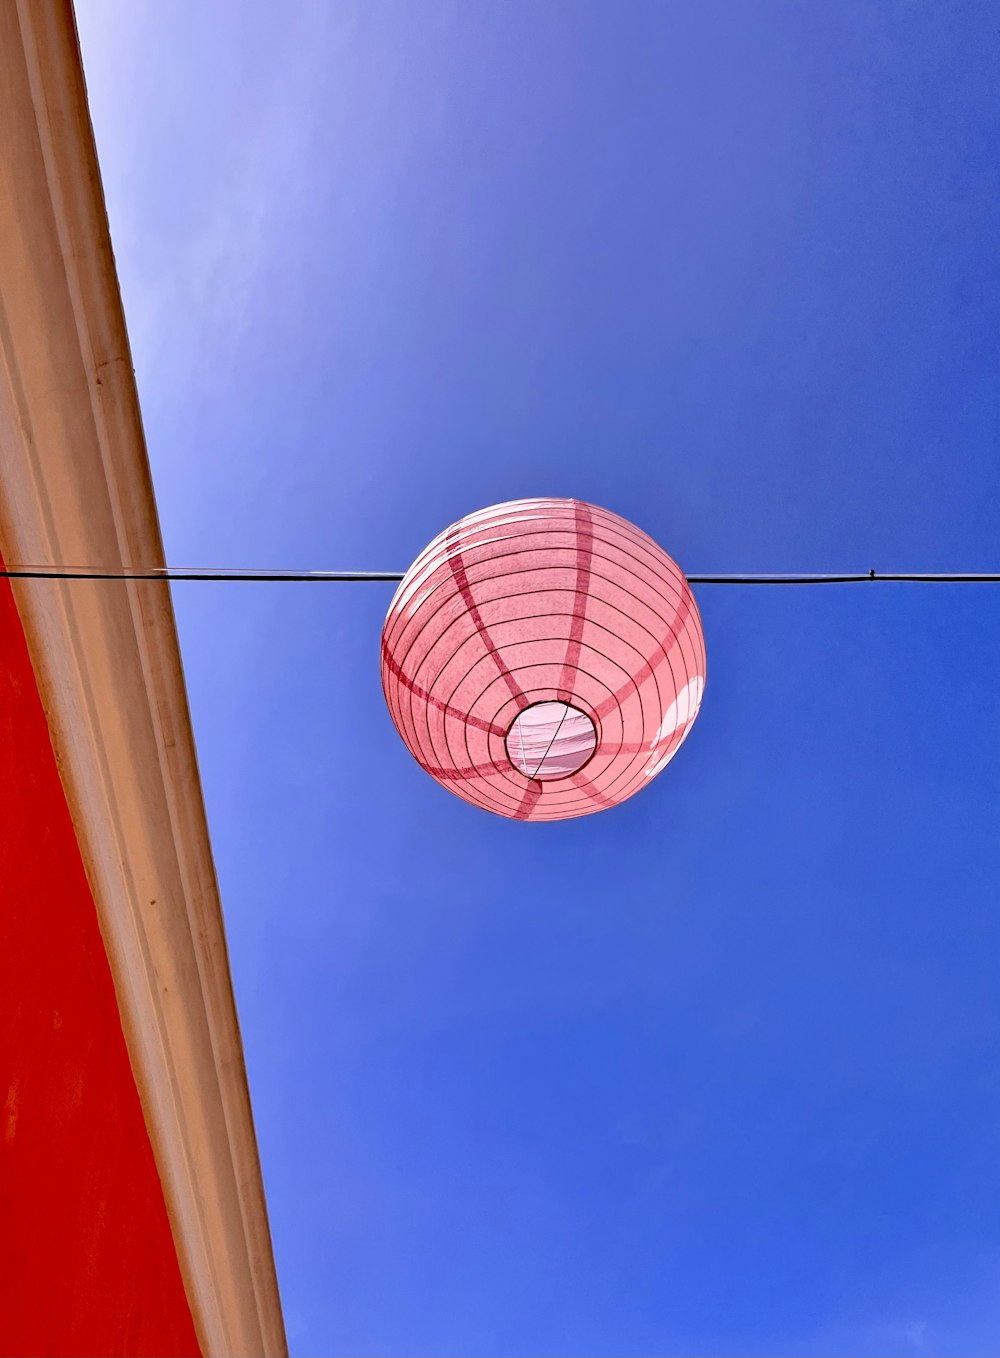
[1, 567, 999, 585]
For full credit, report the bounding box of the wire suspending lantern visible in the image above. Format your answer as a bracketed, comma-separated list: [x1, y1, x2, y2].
[381, 498, 706, 820]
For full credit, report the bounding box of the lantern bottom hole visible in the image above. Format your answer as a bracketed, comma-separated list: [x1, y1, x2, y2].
[505, 701, 597, 782]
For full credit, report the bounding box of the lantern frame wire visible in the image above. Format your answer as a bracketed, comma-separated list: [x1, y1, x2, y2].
[380, 498, 708, 819]
[529, 702, 567, 780]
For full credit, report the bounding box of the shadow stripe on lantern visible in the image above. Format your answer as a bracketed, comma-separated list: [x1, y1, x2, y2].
[479, 664, 631, 812]
[383, 563, 698, 712]
[380, 636, 508, 738]
[445, 526, 527, 705]
[387, 505, 690, 594]
[402, 617, 693, 813]
[382, 545, 692, 640]
[594, 584, 700, 722]
[399, 611, 698, 815]
[556, 502, 594, 704]
[419, 503, 682, 586]
[514, 783, 543, 820]
[386, 532, 691, 626]
[382, 498, 706, 820]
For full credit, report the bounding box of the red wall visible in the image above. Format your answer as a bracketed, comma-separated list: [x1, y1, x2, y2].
[0, 570, 202, 1357]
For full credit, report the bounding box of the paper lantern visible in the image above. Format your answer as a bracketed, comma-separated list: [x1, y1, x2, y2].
[381, 498, 706, 821]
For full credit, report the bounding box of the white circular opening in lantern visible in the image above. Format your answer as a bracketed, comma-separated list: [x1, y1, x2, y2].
[381, 497, 707, 821]
[505, 702, 598, 780]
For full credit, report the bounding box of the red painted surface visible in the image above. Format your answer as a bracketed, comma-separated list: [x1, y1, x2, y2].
[0, 570, 202, 1358]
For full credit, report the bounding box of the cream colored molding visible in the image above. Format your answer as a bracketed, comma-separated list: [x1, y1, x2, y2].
[0, 4, 287, 1354]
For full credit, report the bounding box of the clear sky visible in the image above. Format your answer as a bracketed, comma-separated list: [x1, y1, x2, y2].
[77, 3, 999, 1354]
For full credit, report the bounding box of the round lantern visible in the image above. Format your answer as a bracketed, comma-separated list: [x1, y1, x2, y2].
[381, 498, 706, 821]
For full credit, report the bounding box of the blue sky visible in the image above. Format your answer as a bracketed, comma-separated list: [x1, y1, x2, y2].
[77, 3, 1000, 1353]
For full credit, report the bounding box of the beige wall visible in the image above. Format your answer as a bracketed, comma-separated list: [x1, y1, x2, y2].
[0, 4, 286, 1353]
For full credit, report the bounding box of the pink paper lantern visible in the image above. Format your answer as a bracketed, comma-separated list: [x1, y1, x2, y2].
[381, 498, 706, 821]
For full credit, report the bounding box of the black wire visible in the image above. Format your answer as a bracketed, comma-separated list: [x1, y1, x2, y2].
[0, 568, 403, 582]
[689, 573, 1000, 584]
[2, 567, 1000, 584]
[528, 701, 572, 780]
